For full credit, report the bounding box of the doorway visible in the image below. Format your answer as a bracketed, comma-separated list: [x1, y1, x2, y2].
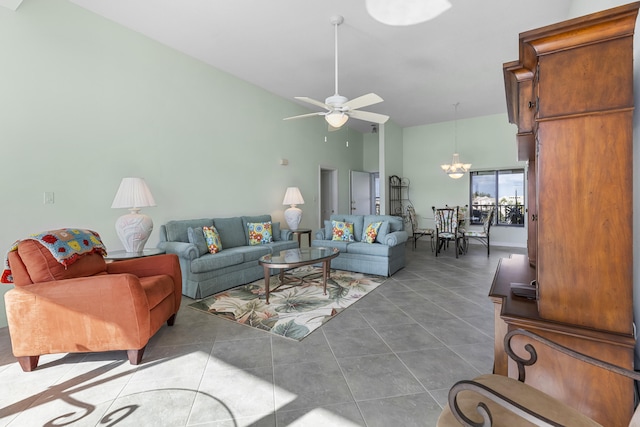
[350, 170, 376, 215]
[319, 167, 338, 228]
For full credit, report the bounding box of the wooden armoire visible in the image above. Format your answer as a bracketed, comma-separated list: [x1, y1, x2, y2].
[491, 3, 639, 426]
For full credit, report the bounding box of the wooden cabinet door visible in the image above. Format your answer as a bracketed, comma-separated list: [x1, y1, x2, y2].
[536, 113, 633, 334]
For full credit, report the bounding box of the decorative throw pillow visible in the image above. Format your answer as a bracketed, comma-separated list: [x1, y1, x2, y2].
[203, 226, 223, 254]
[248, 222, 273, 245]
[332, 220, 355, 242]
[362, 221, 383, 244]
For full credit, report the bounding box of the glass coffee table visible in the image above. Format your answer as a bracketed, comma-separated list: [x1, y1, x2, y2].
[259, 247, 339, 304]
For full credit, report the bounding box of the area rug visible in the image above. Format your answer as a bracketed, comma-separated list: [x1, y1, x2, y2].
[188, 266, 386, 341]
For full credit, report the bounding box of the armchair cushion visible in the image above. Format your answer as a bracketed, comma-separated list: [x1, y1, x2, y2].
[16, 240, 107, 284]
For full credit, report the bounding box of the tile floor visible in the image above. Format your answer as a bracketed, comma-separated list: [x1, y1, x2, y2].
[0, 241, 526, 427]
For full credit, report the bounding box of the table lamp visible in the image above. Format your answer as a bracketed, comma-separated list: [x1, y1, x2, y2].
[282, 187, 305, 231]
[111, 177, 156, 252]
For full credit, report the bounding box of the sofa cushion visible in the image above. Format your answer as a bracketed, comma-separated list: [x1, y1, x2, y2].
[364, 215, 403, 232]
[346, 242, 391, 257]
[312, 240, 351, 252]
[203, 226, 223, 254]
[17, 240, 107, 283]
[247, 222, 273, 245]
[324, 220, 333, 239]
[191, 251, 244, 273]
[224, 246, 271, 263]
[332, 220, 355, 242]
[213, 217, 246, 249]
[376, 221, 391, 243]
[272, 222, 282, 241]
[241, 215, 272, 245]
[267, 240, 299, 253]
[362, 221, 383, 244]
[165, 219, 213, 243]
[187, 227, 208, 256]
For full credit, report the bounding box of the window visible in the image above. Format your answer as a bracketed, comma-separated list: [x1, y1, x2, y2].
[469, 169, 525, 227]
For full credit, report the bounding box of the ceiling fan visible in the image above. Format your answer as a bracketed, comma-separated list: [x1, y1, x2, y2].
[283, 15, 390, 129]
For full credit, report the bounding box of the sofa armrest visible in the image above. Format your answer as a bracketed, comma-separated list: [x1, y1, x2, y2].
[157, 241, 199, 261]
[315, 229, 327, 240]
[4, 274, 151, 356]
[280, 229, 293, 241]
[382, 230, 409, 247]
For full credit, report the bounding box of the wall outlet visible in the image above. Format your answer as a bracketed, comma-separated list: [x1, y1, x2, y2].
[44, 192, 55, 204]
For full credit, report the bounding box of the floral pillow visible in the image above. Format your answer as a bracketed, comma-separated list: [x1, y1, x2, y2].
[248, 222, 273, 245]
[203, 226, 223, 254]
[362, 221, 383, 244]
[332, 220, 355, 242]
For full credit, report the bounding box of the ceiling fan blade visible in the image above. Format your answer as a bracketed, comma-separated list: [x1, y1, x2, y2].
[349, 110, 390, 124]
[294, 96, 330, 110]
[345, 93, 383, 110]
[283, 112, 325, 121]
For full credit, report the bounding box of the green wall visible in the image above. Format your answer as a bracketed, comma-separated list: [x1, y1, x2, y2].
[402, 114, 526, 247]
[0, 0, 366, 326]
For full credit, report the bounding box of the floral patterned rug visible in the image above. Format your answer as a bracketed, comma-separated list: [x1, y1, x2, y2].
[188, 266, 386, 341]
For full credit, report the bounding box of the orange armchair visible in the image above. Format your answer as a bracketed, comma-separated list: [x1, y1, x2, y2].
[3, 239, 181, 372]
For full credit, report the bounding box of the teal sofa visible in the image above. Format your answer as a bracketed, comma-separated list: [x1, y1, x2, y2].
[158, 215, 298, 299]
[311, 214, 408, 276]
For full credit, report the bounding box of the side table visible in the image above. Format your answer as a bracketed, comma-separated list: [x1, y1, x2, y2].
[291, 228, 312, 247]
[105, 248, 165, 261]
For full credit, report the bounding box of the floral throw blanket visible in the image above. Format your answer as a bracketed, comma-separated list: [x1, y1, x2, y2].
[1, 229, 107, 284]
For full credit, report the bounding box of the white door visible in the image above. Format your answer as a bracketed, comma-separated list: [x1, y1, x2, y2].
[320, 167, 338, 226]
[350, 170, 372, 215]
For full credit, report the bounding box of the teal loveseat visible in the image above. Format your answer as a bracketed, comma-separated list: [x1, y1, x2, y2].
[158, 215, 298, 299]
[311, 214, 408, 276]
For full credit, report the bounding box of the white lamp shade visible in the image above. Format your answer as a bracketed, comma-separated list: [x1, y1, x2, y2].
[325, 112, 349, 128]
[282, 187, 305, 206]
[112, 177, 156, 252]
[366, 0, 452, 26]
[111, 177, 156, 209]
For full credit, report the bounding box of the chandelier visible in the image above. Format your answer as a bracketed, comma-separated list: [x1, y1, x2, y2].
[440, 103, 471, 179]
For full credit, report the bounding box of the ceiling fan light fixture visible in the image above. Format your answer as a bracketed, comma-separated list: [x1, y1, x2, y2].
[326, 112, 349, 128]
[366, 0, 452, 26]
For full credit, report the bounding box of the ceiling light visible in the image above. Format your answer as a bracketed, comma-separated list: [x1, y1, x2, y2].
[366, 0, 452, 26]
[440, 103, 471, 179]
[325, 112, 349, 128]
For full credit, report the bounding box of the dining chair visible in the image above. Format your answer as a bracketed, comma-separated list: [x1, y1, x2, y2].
[463, 207, 495, 256]
[406, 205, 434, 251]
[433, 206, 465, 258]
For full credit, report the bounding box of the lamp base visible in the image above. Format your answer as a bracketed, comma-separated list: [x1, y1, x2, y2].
[115, 211, 153, 252]
[284, 206, 303, 231]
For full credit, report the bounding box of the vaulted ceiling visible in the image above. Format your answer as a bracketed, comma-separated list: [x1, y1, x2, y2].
[58, 1, 574, 131]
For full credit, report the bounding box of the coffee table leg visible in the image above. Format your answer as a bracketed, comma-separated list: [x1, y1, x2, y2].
[322, 260, 331, 295]
[264, 266, 271, 304]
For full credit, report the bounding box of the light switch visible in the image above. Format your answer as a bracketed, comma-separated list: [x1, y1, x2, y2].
[44, 192, 55, 204]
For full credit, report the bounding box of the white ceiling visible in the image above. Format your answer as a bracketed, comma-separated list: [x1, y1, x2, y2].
[67, 0, 573, 132]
